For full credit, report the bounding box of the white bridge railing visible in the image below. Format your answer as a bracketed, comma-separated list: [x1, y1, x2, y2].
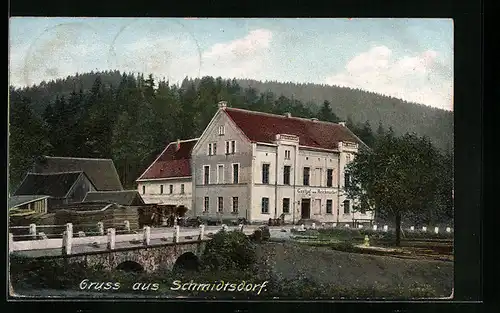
[9, 222, 251, 255]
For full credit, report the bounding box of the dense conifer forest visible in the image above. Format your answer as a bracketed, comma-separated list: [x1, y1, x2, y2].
[8, 71, 453, 192]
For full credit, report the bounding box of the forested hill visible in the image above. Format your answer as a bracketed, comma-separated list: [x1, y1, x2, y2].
[11, 71, 453, 152]
[8, 71, 453, 191]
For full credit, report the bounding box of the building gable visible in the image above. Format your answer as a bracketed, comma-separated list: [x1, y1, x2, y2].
[192, 107, 251, 157]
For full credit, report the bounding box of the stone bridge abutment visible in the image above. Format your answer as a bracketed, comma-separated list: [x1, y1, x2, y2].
[54, 240, 207, 273]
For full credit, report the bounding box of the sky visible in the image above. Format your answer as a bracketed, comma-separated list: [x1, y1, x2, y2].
[9, 18, 453, 111]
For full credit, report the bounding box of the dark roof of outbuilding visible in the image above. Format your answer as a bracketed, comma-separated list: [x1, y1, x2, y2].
[14, 171, 85, 198]
[33, 156, 123, 191]
[83, 190, 145, 206]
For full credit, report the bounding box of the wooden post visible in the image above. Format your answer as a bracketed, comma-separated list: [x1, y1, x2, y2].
[124, 220, 130, 233]
[62, 223, 73, 255]
[29, 224, 37, 240]
[199, 224, 205, 240]
[97, 222, 104, 236]
[143, 226, 151, 245]
[107, 228, 116, 250]
[173, 225, 180, 243]
[9, 233, 14, 252]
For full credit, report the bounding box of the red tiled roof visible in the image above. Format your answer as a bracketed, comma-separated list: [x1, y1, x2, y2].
[137, 139, 198, 180]
[223, 108, 366, 150]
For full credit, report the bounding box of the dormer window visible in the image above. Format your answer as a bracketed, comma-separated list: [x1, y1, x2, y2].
[218, 125, 225, 136]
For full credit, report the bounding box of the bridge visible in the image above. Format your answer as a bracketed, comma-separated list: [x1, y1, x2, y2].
[9, 222, 287, 273]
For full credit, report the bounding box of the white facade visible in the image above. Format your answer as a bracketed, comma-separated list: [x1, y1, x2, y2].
[249, 138, 373, 223]
[191, 103, 374, 224]
[137, 178, 192, 211]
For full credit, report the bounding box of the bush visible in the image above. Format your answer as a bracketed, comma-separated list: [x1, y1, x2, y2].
[10, 255, 93, 289]
[317, 228, 361, 240]
[201, 230, 257, 271]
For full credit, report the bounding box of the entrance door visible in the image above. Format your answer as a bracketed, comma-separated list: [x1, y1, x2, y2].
[301, 199, 311, 219]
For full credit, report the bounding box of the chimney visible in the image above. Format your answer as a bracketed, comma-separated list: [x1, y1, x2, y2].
[176, 139, 181, 151]
[311, 118, 318, 122]
[284, 112, 292, 118]
[218, 101, 228, 109]
[338, 121, 346, 127]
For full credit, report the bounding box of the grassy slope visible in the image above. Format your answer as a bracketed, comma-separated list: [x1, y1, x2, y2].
[257, 242, 453, 297]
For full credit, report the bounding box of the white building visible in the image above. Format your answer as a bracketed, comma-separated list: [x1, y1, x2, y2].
[136, 138, 198, 214]
[190, 101, 374, 224]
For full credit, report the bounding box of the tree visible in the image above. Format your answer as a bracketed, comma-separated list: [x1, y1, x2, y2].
[9, 96, 51, 193]
[317, 100, 340, 123]
[345, 132, 444, 246]
[358, 121, 376, 148]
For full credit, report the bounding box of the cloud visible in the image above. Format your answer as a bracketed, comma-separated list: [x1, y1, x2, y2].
[325, 46, 453, 110]
[108, 28, 274, 84]
[198, 29, 273, 79]
[9, 24, 107, 87]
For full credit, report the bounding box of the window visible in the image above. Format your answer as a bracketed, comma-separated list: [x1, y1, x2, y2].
[204, 197, 209, 212]
[344, 173, 351, 188]
[231, 140, 236, 154]
[169, 185, 173, 194]
[326, 199, 333, 214]
[208, 143, 217, 156]
[180, 184, 185, 194]
[204, 166, 210, 184]
[284, 150, 291, 160]
[142, 186, 145, 194]
[218, 125, 225, 135]
[160, 185, 164, 194]
[225, 141, 230, 154]
[261, 197, 269, 214]
[262, 164, 270, 184]
[232, 163, 239, 184]
[232, 197, 239, 213]
[315, 168, 323, 186]
[218, 197, 224, 212]
[303, 167, 310, 186]
[327, 169, 333, 187]
[343, 200, 350, 214]
[217, 164, 224, 184]
[283, 198, 290, 214]
[283, 166, 291, 185]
